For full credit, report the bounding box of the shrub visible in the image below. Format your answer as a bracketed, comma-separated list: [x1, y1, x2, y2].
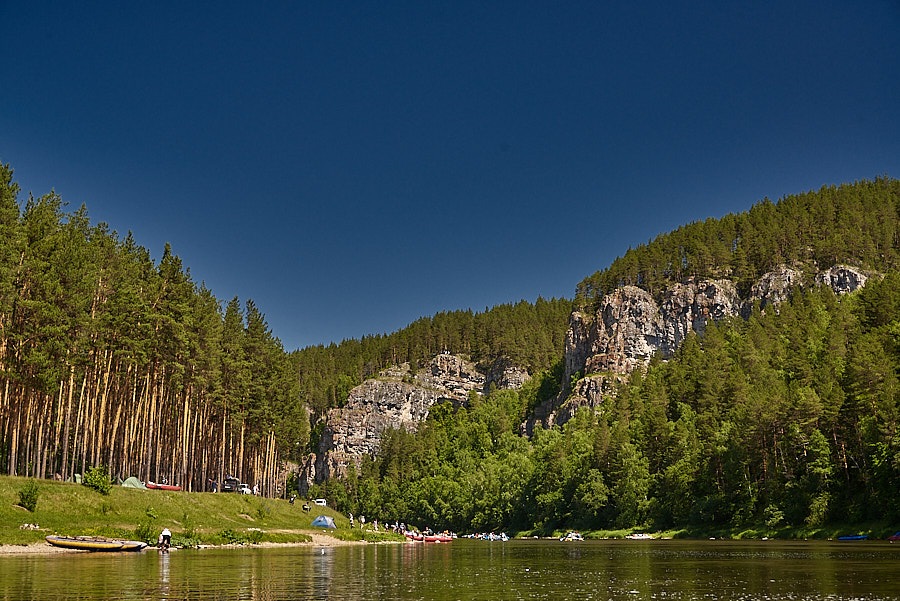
[18, 479, 39, 512]
[220, 528, 247, 544]
[255, 501, 272, 520]
[182, 513, 196, 538]
[82, 466, 112, 495]
[247, 529, 264, 544]
[135, 520, 157, 544]
[173, 532, 201, 548]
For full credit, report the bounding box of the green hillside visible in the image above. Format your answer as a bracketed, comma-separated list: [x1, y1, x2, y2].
[0, 474, 403, 547]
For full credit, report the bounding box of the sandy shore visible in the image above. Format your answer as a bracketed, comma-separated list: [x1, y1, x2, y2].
[0, 533, 365, 556]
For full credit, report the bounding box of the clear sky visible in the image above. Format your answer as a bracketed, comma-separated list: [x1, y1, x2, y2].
[2, 1, 898, 351]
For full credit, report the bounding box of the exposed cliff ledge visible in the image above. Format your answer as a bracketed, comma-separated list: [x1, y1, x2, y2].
[528, 264, 873, 433]
[299, 353, 528, 492]
[566, 264, 870, 383]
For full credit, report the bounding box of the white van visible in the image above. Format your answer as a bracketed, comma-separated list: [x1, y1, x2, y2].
[313, 498, 327, 507]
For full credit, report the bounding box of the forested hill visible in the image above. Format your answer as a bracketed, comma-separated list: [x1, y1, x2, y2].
[0, 161, 571, 491]
[294, 298, 573, 419]
[311, 176, 900, 535]
[576, 177, 900, 307]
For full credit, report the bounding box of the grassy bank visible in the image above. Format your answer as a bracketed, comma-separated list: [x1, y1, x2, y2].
[1, 475, 402, 548]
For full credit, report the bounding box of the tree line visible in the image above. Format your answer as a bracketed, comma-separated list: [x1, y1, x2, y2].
[0, 162, 302, 492]
[576, 177, 900, 306]
[7, 156, 899, 531]
[294, 297, 573, 420]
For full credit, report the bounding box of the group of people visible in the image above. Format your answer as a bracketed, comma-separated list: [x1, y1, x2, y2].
[347, 514, 408, 533]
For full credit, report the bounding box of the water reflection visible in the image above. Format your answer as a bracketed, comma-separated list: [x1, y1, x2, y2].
[159, 550, 169, 596]
[1, 540, 899, 600]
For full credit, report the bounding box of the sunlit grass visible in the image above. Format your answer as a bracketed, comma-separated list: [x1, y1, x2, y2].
[0, 475, 340, 547]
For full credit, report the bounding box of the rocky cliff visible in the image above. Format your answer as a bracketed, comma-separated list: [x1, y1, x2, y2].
[298, 353, 528, 492]
[528, 264, 872, 432]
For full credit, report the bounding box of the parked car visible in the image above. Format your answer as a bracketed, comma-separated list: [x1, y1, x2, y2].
[313, 498, 327, 506]
[239, 484, 252, 495]
[221, 477, 241, 493]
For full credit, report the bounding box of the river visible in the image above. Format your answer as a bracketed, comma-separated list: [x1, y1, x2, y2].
[1, 538, 898, 600]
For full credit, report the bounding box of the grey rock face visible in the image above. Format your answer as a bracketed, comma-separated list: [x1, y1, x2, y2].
[547, 264, 875, 432]
[746, 265, 804, 312]
[816, 265, 869, 295]
[566, 279, 740, 383]
[300, 353, 529, 491]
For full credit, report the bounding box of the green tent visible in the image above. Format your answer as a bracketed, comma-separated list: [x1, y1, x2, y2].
[121, 476, 147, 489]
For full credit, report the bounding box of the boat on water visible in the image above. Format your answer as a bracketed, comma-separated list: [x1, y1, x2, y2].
[560, 531, 583, 541]
[46, 535, 147, 552]
[838, 534, 868, 541]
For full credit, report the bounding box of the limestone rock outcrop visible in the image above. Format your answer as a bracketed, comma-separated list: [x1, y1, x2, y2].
[816, 264, 870, 294]
[745, 265, 804, 314]
[565, 279, 741, 383]
[299, 353, 528, 492]
[537, 264, 873, 432]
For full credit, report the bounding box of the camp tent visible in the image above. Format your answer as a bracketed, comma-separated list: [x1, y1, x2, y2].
[121, 477, 147, 489]
[311, 515, 336, 529]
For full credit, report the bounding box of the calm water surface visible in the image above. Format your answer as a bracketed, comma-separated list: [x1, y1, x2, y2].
[1, 539, 898, 600]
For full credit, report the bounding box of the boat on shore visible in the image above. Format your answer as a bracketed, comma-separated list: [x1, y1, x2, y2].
[145, 482, 181, 491]
[625, 533, 654, 540]
[404, 531, 453, 543]
[45, 535, 147, 552]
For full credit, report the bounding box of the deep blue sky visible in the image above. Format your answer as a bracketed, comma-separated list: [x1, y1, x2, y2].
[2, 2, 898, 351]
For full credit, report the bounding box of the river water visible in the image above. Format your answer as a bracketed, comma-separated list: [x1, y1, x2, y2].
[1, 538, 898, 600]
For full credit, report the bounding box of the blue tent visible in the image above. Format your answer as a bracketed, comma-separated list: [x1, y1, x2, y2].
[311, 515, 336, 529]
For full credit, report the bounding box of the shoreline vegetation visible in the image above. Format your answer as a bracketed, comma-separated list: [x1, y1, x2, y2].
[0, 475, 404, 554]
[3, 475, 897, 556]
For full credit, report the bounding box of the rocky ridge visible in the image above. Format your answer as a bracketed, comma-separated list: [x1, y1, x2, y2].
[527, 264, 872, 432]
[301, 264, 872, 490]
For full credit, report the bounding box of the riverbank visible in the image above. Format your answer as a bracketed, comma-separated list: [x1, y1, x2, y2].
[5, 475, 895, 546]
[0, 532, 372, 556]
[0, 475, 402, 549]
